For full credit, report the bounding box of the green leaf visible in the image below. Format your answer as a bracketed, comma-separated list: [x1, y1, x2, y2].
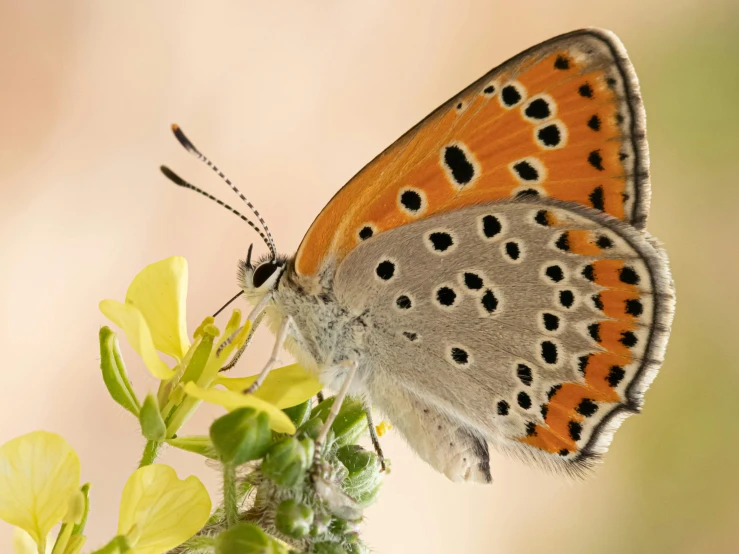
[99, 327, 140, 417]
[210, 408, 271, 465]
[282, 399, 312, 427]
[275, 499, 314, 539]
[165, 435, 218, 459]
[215, 522, 287, 554]
[139, 394, 166, 441]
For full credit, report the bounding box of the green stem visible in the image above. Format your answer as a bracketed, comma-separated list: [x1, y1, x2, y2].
[138, 440, 161, 467]
[50, 522, 72, 554]
[223, 463, 238, 528]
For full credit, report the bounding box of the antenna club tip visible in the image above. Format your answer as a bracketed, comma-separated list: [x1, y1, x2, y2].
[171, 124, 198, 155]
[160, 165, 186, 186]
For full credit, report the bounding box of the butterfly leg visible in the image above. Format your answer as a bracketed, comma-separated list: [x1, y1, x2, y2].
[314, 360, 359, 456]
[219, 311, 266, 372]
[243, 314, 293, 394]
[362, 404, 387, 471]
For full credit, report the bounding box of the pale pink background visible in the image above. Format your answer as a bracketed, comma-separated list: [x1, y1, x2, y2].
[2, 2, 738, 553]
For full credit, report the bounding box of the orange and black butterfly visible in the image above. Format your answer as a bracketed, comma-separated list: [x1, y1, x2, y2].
[165, 29, 675, 481]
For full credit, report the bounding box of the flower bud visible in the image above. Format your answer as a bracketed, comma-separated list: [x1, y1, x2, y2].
[210, 408, 271, 466]
[216, 522, 287, 554]
[297, 416, 324, 441]
[261, 437, 312, 488]
[313, 542, 347, 554]
[329, 517, 361, 537]
[345, 542, 371, 554]
[99, 327, 140, 417]
[311, 397, 368, 446]
[310, 512, 332, 537]
[335, 445, 382, 506]
[275, 499, 314, 539]
[139, 394, 166, 441]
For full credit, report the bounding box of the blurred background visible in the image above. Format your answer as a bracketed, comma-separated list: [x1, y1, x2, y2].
[1, 1, 737, 552]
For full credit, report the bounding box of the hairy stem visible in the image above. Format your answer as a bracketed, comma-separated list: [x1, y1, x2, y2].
[223, 463, 238, 528]
[138, 440, 161, 467]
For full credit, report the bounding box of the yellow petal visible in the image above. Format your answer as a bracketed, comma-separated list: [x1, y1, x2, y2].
[0, 432, 80, 547]
[117, 464, 210, 554]
[12, 528, 53, 554]
[125, 256, 190, 361]
[99, 300, 174, 380]
[215, 364, 322, 408]
[184, 382, 296, 434]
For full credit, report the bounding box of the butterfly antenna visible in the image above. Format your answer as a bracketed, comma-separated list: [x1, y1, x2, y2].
[160, 166, 275, 252]
[170, 124, 278, 259]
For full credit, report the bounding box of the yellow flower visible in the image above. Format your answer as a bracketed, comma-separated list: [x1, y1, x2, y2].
[185, 363, 323, 435]
[117, 464, 211, 554]
[100, 256, 190, 380]
[12, 529, 52, 554]
[214, 364, 323, 409]
[375, 421, 393, 437]
[0, 432, 80, 553]
[100, 256, 321, 442]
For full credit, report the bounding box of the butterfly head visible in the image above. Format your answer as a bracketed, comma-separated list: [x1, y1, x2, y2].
[239, 244, 287, 295]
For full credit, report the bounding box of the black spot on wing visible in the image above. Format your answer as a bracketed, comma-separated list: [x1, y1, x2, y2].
[554, 56, 569, 70]
[578, 83, 593, 98]
[513, 161, 539, 181]
[607, 365, 625, 387]
[481, 215, 502, 238]
[587, 114, 601, 131]
[589, 186, 605, 210]
[517, 364, 533, 386]
[517, 391, 532, 410]
[588, 150, 604, 171]
[443, 145, 476, 185]
[619, 266, 640, 285]
[375, 260, 395, 281]
[428, 232, 454, 252]
[525, 98, 551, 120]
[400, 190, 422, 213]
[501, 85, 522, 106]
[625, 299, 643, 317]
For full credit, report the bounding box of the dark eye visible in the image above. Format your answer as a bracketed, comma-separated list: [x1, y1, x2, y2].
[252, 262, 279, 288]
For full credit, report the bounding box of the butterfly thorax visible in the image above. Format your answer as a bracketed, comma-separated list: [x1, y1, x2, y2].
[241, 258, 373, 394]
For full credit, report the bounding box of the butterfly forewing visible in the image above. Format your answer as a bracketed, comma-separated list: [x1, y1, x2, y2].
[332, 200, 673, 472]
[296, 29, 649, 277]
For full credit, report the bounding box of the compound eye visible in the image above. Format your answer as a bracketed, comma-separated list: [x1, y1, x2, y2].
[252, 262, 279, 288]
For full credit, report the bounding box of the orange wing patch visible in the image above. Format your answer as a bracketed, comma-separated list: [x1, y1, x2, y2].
[296, 29, 649, 277]
[518, 216, 660, 463]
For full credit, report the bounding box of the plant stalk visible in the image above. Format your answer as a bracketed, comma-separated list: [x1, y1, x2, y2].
[138, 439, 161, 467]
[223, 463, 238, 528]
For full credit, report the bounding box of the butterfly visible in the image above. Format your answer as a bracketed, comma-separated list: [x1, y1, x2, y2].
[163, 28, 675, 482]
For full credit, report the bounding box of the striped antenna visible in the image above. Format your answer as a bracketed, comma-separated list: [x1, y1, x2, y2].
[170, 124, 277, 259]
[160, 165, 275, 256]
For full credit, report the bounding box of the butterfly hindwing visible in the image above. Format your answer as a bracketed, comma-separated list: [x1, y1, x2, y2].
[296, 28, 649, 278]
[333, 199, 673, 475]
